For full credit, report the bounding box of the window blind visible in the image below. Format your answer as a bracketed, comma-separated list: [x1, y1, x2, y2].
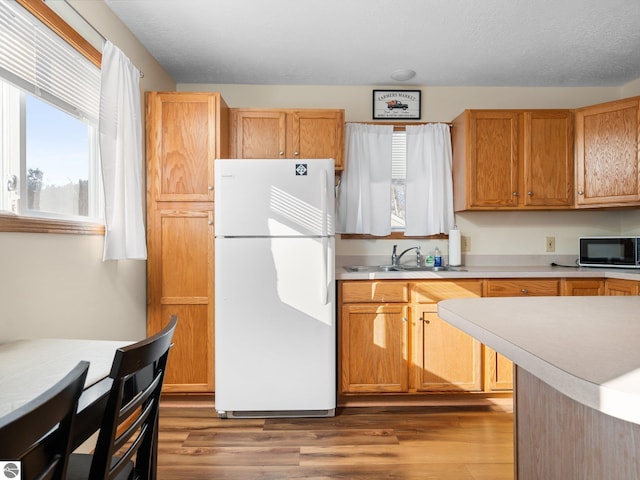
[0, 1, 100, 124]
[391, 130, 406, 180]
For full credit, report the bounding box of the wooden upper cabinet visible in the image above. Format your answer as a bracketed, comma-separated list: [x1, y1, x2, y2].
[523, 111, 574, 207]
[287, 110, 345, 168]
[452, 109, 574, 210]
[231, 108, 345, 170]
[575, 97, 640, 207]
[232, 110, 287, 158]
[146, 92, 229, 202]
[466, 110, 519, 209]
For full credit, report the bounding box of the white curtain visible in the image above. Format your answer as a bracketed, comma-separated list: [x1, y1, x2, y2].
[404, 123, 455, 236]
[99, 41, 146, 261]
[336, 123, 393, 235]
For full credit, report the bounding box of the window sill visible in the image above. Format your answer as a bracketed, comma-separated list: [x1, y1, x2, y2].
[340, 232, 448, 240]
[0, 213, 105, 235]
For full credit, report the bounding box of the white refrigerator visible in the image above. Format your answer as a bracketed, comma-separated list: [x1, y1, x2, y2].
[214, 158, 336, 418]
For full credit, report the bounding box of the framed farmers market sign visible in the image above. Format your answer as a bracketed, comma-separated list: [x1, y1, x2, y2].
[372, 90, 421, 119]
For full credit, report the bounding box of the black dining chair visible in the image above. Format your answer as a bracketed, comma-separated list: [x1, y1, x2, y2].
[65, 316, 177, 480]
[0, 360, 90, 480]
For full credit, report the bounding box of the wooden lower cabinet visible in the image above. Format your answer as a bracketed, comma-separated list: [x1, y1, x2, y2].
[605, 278, 640, 295]
[339, 280, 482, 395]
[483, 346, 514, 391]
[147, 206, 214, 392]
[484, 278, 560, 391]
[340, 303, 409, 393]
[562, 278, 605, 296]
[412, 280, 483, 392]
[413, 304, 482, 392]
[339, 276, 634, 399]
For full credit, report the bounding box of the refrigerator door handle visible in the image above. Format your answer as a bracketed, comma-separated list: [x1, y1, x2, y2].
[321, 236, 329, 305]
[320, 169, 328, 237]
[320, 168, 330, 305]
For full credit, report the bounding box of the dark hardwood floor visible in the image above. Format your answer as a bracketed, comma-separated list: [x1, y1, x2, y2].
[157, 398, 514, 480]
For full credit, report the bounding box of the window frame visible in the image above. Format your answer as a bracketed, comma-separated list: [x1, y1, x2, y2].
[0, 0, 104, 235]
[340, 122, 449, 240]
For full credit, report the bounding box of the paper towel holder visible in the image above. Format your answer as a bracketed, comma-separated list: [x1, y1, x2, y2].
[448, 225, 462, 267]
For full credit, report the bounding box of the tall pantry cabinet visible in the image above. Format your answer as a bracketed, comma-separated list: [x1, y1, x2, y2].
[146, 92, 229, 392]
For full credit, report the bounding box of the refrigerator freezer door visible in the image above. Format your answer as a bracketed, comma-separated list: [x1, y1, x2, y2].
[215, 236, 336, 416]
[214, 159, 334, 237]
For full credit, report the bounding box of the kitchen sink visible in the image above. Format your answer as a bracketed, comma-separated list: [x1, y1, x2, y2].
[343, 265, 396, 272]
[394, 265, 466, 272]
[344, 265, 466, 273]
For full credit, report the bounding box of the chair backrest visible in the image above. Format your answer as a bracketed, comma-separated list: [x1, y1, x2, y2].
[0, 361, 89, 480]
[89, 315, 177, 480]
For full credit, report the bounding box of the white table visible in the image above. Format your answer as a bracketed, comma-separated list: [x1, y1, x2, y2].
[0, 338, 132, 446]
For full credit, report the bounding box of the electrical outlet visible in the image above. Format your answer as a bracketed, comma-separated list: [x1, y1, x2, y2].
[461, 236, 471, 252]
[546, 236, 555, 252]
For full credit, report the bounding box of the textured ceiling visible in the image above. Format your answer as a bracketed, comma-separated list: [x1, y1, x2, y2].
[104, 0, 640, 87]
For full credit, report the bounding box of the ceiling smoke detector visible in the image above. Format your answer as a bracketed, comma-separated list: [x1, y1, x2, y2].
[390, 69, 416, 81]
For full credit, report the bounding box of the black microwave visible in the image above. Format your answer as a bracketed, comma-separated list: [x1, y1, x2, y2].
[579, 236, 640, 268]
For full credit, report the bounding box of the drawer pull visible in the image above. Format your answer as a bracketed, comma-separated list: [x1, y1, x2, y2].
[521, 288, 529, 294]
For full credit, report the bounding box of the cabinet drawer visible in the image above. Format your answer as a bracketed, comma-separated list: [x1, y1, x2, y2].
[411, 280, 483, 303]
[486, 279, 559, 297]
[341, 281, 409, 303]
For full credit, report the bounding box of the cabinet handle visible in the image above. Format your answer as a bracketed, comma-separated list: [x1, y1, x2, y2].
[578, 190, 584, 196]
[402, 317, 408, 323]
[512, 192, 519, 196]
[294, 151, 299, 156]
[208, 220, 213, 226]
[279, 151, 285, 156]
[527, 191, 533, 196]
[521, 288, 529, 294]
[422, 314, 430, 325]
[208, 185, 213, 191]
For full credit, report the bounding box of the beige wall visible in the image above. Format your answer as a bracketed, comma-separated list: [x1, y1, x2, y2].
[179, 82, 640, 261]
[0, 1, 176, 342]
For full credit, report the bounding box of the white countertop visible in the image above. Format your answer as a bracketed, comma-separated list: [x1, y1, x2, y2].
[437, 296, 640, 425]
[337, 264, 640, 281]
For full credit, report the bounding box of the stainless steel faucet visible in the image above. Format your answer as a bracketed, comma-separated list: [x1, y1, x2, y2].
[392, 245, 421, 266]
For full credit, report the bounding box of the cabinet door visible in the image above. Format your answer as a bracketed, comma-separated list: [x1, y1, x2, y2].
[484, 278, 559, 391]
[146, 92, 218, 202]
[147, 206, 214, 392]
[562, 278, 604, 296]
[605, 278, 640, 296]
[340, 304, 409, 393]
[523, 111, 574, 207]
[468, 111, 519, 207]
[484, 346, 514, 391]
[412, 304, 482, 392]
[232, 110, 287, 158]
[288, 110, 345, 170]
[575, 98, 640, 207]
